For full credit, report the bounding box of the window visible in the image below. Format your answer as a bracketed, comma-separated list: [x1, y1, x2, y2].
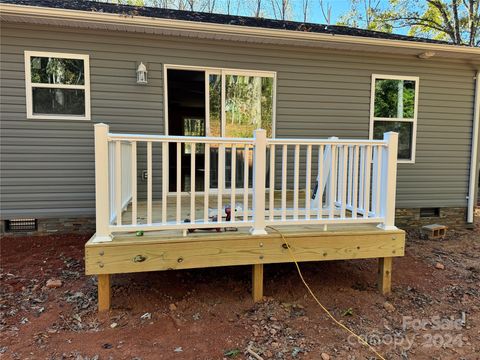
[24, 51, 90, 120]
[369, 74, 419, 163]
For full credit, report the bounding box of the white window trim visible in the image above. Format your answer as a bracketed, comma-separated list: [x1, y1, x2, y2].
[369, 74, 419, 164]
[163, 64, 277, 138]
[24, 51, 91, 120]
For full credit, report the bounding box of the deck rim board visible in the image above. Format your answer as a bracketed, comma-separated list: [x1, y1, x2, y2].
[85, 225, 405, 275]
[86, 225, 405, 248]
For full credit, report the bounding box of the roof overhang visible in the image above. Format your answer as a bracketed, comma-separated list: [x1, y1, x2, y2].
[1, 3, 479, 63]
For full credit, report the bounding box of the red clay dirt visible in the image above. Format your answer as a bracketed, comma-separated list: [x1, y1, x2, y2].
[1, 213, 479, 360]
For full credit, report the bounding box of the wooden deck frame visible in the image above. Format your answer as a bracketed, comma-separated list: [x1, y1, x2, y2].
[86, 224, 404, 311]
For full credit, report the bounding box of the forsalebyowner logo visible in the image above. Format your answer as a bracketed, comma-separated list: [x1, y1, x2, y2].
[347, 315, 466, 351]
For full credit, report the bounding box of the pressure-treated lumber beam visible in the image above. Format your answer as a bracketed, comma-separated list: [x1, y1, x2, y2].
[85, 226, 405, 275]
[252, 264, 264, 302]
[378, 257, 393, 295]
[97, 274, 111, 312]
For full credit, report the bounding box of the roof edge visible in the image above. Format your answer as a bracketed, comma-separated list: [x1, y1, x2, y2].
[1, 3, 479, 58]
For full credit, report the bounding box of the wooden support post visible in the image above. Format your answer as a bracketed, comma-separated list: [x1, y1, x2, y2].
[378, 257, 392, 295]
[98, 274, 111, 312]
[252, 264, 264, 302]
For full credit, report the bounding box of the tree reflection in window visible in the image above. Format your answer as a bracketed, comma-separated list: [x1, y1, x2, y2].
[225, 75, 273, 138]
[31, 57, 84, 85]
[372, 77, 418, 160]
[374, 79, 415, 119]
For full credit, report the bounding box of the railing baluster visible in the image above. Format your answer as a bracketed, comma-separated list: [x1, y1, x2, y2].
[269, 144, 275, 221]
[131, 141, 137, 226]
[176, 142, 181, 223]
[122, 143, 131, 215]
[363, 145, 372, 218]
[359, 145, 365, 212]
[147, 141, 152, 224]
[243, 145, 249, 222]
[293, 144, 300, 220]
[281, 144, 287, 221]
[337, 145, 344, 204]
[108, 142, 114, 224]
[347, 145, 353, 208]
[162, 142, 168, 224]
[329, 145, 336, 219]
[305, 144, 312, 220]
[217, 144, 225, 223]
[340, 145, 348, 219]
[230, 145, 236, 221]
[190, 143, 196, 224]
[371, 146, 378, 215]
[352, 145, 359, 219]
[375, 146, 383, 216]
[317, 145, 324, 219]
[115, 141, 122, 226]
[204, 143, 210, 223]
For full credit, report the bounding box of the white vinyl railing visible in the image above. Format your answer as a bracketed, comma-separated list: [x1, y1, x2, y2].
[93, 123, 398, 242]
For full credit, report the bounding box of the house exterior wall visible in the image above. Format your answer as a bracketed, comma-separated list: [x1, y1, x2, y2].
[0, 23, 477, 228]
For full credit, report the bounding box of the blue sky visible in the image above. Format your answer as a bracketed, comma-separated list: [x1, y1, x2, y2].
[289, 0, 355, 24]
[116, 0, 406, 33]
[134, 0, 379, 26]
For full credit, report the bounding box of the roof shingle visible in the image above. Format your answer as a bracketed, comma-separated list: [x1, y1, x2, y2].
[1, 0, 454, 45]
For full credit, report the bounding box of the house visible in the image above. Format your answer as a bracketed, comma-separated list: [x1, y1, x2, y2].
[1, 1, 479, 237]
[2, 0, 479, 310]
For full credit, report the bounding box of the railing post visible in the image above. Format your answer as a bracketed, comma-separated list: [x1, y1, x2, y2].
[93, 123, 112, 242]
[379, 132, 399, 230]
[250, 129, 268, 235]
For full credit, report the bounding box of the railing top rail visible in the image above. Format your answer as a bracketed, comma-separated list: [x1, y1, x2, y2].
[108, 133, 388, 147]
[108, 133, 255, 144]
[267, 138, 388, 146]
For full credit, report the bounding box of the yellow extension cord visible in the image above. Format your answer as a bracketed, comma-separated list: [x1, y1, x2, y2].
[267, 226, 386, 360]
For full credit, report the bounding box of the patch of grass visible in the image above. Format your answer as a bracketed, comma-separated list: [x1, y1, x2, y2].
[224, 348, 241, 357]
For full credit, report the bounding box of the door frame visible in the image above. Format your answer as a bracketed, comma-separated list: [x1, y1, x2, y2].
[163, 64, 277, 196]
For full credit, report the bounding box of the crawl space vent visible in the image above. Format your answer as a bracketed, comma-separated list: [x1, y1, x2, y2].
[420, 208, 440, 218]
[5, 219, 38, 232]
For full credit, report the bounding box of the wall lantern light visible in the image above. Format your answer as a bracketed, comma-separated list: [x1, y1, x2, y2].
[136, 62, 148, 84]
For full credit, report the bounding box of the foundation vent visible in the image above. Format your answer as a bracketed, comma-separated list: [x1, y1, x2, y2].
[5, 219, 38, 232]
[420, 208, 440, 218]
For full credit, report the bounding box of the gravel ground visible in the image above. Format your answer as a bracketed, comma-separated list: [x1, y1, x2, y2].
[1, 210, 479, 359]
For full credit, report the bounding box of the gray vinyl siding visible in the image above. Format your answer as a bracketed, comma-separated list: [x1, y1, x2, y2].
[0, 23, 477, 219]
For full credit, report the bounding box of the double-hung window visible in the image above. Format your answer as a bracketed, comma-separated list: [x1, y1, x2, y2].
[369, 74, 419, 163]
[25, 51, 90, 120]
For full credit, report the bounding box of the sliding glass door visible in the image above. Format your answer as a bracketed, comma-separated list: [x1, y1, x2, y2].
[166, 66, 275, 192]
[205, 70, 274, 138]
[224, 75, 274, 138]
[205, 70, 275, 190]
